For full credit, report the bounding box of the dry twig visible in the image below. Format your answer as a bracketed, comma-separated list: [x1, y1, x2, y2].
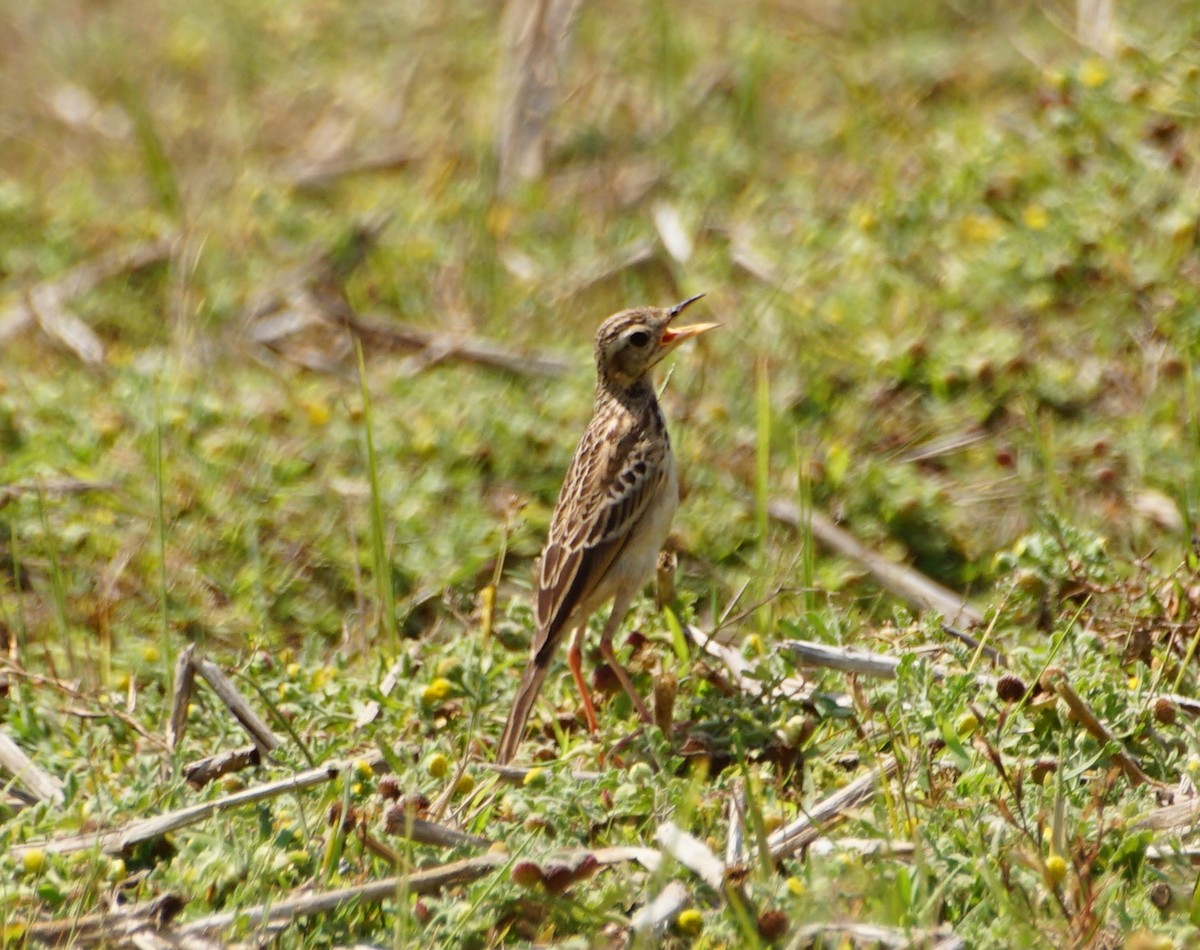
[0, 237, 176, 357]
[13, 764, 340, 858]
[1041, 668, 1162, 789]
[765, 756, 903, 861]
[0, 729, 63, 803]
[194, 658, 281, 758]
[769, 498, 982, 627]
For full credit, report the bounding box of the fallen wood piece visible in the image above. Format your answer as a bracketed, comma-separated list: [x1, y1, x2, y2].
[1041, 668, 1162, 789]
[194, 658, 281, 757]
[288, 143, 418, 191]
[183, 745, 261, 788]
[0, 477, 115, 507]
[768, 499, 982, 628]
[483, 762, 603, 783]
[786, 921, 965, 950]
[0, 237, 176, 347]
[177, 854, 507, 937]
[349, 313, 570, 378]
[495, 0, 582, 189]
[13, 764, 340, 858]
[687, 624, 826, 706]
[1137, 795, 1200, 833]
[383, 811, 493, 850]
[783, 639, 998, 694]
[166, 644, 196, 753]
[656, 821, 725, 892]
[25, 286, 105, 364]
[806, 837, 915, 860]
[551, 238, 664, 305]
[1146, 842, 1200, 863]
[629, 880, 690, 940]
[25, 892, 187, 947]
[784, 639, 908, 680]
[765, 757, 902, 861]
[0, 730, 63, 803]
[725, 786, 746, 868]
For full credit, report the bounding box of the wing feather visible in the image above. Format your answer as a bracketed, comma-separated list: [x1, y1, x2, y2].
[532, 411, 668, 660]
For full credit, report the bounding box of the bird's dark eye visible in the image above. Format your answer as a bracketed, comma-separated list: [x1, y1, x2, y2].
[628, 330, 650, 347]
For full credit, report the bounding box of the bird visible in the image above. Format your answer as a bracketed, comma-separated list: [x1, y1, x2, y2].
[496, 294, 718, 763]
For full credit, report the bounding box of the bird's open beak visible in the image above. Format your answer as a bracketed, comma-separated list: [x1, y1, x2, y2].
[661, 294, 719, 345]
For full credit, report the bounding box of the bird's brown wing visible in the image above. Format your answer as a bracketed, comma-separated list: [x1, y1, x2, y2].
[532, 417, 668, 662]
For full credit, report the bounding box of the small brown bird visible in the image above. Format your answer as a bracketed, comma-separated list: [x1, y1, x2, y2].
[496, 295, 718, 763]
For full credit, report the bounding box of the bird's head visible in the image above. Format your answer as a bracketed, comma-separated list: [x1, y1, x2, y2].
[594, 294, 718, 391]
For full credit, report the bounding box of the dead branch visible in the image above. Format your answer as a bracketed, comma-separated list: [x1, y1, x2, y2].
[1137, 796, 1200, 833]
[768, 498, 983, 627]
[687, 624, 847, 710]
[764, 756, 902, 861]
[656, 821, 725, 892]
[177, 854, 507, 937]
[1041, 668, 1162, 789]
[24, 892, 187, 947]
[350, 312, 570, 378]
[183, 745, 262, 789]
[783, 638, 998, 693]
[0, 237, 176, 354]
[0, 729, 63, 803]
[194, 658, 281, 757]
[13, 764, 340, 858]
[629, 880, 690, 940]
[495, 0, 583, 190]
[288, 142, 418, 191]
[785, 921, 965, 950]
[166, 644, 196, 753]
[0, 478, 116, 507]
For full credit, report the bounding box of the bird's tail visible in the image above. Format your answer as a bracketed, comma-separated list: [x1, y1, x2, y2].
[496, 661, 550, 765]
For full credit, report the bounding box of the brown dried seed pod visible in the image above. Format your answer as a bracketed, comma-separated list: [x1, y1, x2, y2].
[996, 674, 1027, 703]
[1153, 697, 1177, 726]
[756, 909, 790, 941]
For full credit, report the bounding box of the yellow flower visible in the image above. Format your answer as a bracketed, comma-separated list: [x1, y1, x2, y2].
[1022, 204, 1049, 231]
[1079, 58, 1108, 88]
[675, 908, 704, 936]
[421, 677, 453, 704]
[960, 213, 1003, 244]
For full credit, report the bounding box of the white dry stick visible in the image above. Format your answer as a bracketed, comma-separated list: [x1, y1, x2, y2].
[656, 821, 725, 892]
[688, 624, 824, 705]
[0, 237, 175, 352]
[786, 922, 965, 950]
[195, 658, 281, 757]
[725, 785, 746, 868]
[652, 203, 694, 263]
[166, 643, 196, 752]
[179, 855, 507, 937]
[783, 638, 998, 693]
[495, 0, 583, 190]
[629, 880, 690, 941]
[13, 764, 340, 858]
[765, 756, 902, 861]
[1076, 0, 1115, 57]
[0, 730, 63, 803]
[768, 498, 982, 627]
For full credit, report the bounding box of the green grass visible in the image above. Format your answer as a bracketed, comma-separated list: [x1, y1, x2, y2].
[2, 0, 1200, 945]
